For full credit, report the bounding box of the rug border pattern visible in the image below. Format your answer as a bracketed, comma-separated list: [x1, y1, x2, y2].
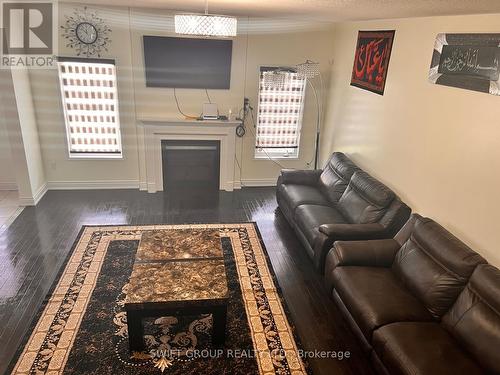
[9, 224, 308, 375]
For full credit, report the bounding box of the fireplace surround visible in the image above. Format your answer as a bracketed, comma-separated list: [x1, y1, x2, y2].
[139, 118, 240, 193]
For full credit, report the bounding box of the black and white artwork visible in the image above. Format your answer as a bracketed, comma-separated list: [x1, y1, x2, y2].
[429, 33, 500, 95]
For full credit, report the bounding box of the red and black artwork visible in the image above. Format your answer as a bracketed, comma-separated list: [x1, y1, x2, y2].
[351, 30, 395, 95]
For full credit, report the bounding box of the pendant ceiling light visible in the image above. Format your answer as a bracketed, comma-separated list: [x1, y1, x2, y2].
[175, 0, 237, 37]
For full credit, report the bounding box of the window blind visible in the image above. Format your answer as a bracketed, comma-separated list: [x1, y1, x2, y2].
[255, 68, 306, 153]
[57, 58, 122, 157]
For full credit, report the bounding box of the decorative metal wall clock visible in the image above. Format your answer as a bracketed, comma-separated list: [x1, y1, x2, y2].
[61, 7, 112, 57]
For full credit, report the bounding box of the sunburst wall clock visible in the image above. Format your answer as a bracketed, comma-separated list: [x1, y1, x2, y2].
[61, 7, 112, 58]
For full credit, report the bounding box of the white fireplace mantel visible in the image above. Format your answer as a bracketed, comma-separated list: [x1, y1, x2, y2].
[139, 118, 241, 193]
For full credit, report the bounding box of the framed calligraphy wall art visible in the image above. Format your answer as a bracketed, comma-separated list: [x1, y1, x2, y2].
[429, 33, 500, 96]
[351, 30, 395, 95]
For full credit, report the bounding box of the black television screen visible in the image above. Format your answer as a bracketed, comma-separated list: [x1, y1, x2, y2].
[143, 36, 232, 89]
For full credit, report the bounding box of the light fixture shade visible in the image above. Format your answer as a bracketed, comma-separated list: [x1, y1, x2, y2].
[262, 70, 291, 89]
[175, 14, 237, 37]
[296, 60, 321, 79]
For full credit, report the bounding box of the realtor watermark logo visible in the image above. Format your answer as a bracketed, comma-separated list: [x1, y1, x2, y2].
[1, 0, 57, 68]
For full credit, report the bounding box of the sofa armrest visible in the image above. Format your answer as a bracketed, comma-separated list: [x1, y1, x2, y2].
[279, 169, 322, 185]
[314, 223, 391, 272]
[324, 239, 400, 292]
[318, 223, 388, 240]
[331, 239, 400, 267]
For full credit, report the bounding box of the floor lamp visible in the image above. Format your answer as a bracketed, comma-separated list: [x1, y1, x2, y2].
[262, 61, 323, 169]
[296, 60, 323, 169]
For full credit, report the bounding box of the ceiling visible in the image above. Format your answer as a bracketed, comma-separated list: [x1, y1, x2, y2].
[63, 0, 500, 22]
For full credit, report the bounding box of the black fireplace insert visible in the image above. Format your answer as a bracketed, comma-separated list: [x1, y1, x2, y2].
[161, 140, 220, 191]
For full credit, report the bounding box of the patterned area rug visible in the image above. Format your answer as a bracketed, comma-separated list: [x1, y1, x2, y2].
[9, 224, 309, 375]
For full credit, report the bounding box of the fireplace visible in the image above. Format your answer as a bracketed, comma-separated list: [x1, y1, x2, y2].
[161, 140, 220, 191]
[140, 119, 239, 193]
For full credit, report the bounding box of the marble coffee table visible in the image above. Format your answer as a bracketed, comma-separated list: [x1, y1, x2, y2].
[124, 228, 228, 352]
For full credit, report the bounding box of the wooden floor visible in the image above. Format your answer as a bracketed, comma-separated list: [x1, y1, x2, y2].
[0, 187, 374, 375]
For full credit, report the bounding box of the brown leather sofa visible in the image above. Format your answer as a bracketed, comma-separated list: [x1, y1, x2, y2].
[276, 152, 411, 271]
[325, 214, 499, 375]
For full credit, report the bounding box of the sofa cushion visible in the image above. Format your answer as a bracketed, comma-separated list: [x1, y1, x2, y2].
[277, 184, 330, 214]
[442, 264, 500, 374]
[392, 217, 486, 319]
[338, 171, 395, 224]
[294, 204, 347, 245]
[318, 152, 359, 202]
[372, 322, 483, 375]
[332, 267, 433, 340]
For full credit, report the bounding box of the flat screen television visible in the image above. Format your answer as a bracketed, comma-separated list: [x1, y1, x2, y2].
[143, 36, 232, 89]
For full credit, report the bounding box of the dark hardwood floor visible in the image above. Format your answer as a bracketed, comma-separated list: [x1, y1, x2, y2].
[0, 187, 374, 375]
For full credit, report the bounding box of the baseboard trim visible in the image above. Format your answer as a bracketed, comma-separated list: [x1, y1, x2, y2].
[240, 178, 277, 187]
[18, 196, 35, 206]
[0, 182, 17, 190]
[47, 180, 140, 190]
[18, 183, 48, 206]
[33, 183, 48, 205]
[26, 179, 273, 194]
[0, 206, 24, 234]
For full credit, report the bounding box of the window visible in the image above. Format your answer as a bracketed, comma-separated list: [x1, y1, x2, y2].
[255, 67, 306, 159]
[57, 58, 122, 158]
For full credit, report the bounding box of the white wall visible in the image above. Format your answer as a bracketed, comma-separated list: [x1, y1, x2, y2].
[240, 25, 333, 184]
[29, 3, 334, 188]
[0, 69, 43, 204]
[11, 68, 47, 200]
[0, 120, 16, 190]
[322, 14, 500, 266]
[30, 5, 139, 188]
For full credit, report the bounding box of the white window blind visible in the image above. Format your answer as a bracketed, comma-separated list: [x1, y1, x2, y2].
[255, 67, 306, 158]
[57, 58, 122, 158]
